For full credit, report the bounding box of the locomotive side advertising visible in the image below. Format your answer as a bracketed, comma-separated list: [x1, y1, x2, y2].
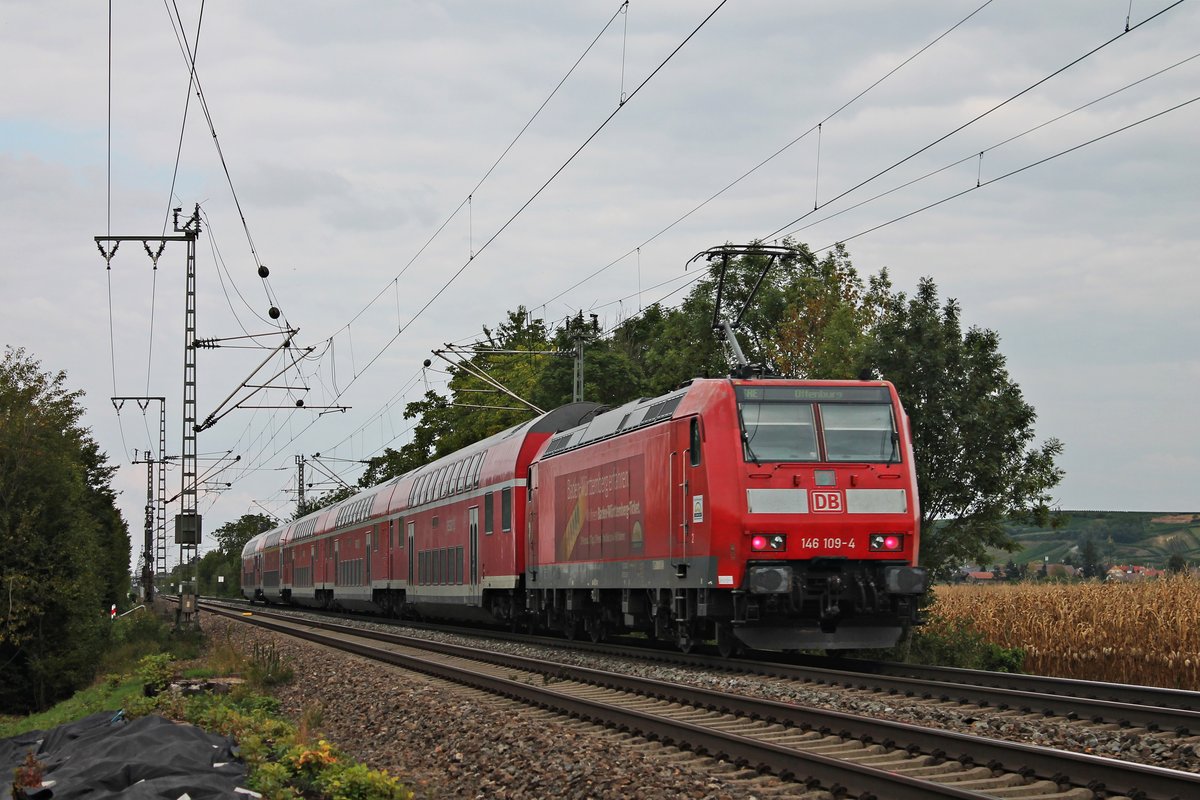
[555, 454, 646, 561]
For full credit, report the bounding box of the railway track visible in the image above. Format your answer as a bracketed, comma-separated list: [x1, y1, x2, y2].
[212, 597, 1200, 734]
[206, 600, 1200, 799]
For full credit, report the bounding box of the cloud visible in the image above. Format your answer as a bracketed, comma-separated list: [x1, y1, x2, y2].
[2, 0, 1198, 572]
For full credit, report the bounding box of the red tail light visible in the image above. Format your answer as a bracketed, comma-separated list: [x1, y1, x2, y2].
[869, 533, 904, 552]
[751, 534, 787, 552]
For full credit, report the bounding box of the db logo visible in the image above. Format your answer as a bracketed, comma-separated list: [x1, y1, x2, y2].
[811, 491, 843, 513]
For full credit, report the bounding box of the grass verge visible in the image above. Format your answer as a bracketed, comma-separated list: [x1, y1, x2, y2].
[3, 610, 412, 800]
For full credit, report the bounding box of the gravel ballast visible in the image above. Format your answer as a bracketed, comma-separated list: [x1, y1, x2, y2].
[207, 615, 801, 799]
[205, 611, 1200, 798]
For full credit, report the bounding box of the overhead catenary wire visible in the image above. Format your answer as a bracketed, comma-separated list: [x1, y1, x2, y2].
[162, 0, 289, 335]
[147, 0, 206, 396]
[533, 0, 999, 312]
[103, 0, 307, 534]
[585, 90, 1200, 342]
[333, 0, 632, 335]
[226, 1, 732, 487]
[760, 0, 1188, 243]
[384, 0, 731, 348]
[806, 93, 1200, 255]
[550, 43, 1200, 346]
[387, 1, 727, 350]
[202, 209, 275, 337]
[778, 49, 1200, 241]
[105, 0, 133, 467]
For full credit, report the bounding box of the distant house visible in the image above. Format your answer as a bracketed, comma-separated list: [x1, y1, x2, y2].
[964, 571, 996, 583]
[1106, 565, 1163, 581]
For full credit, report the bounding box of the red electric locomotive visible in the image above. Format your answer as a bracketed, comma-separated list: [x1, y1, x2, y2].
[525, 376, 926, 653]
[241, 245, 927, 653]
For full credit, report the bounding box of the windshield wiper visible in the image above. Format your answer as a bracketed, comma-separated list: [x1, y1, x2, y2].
[737, 406, 762, 467]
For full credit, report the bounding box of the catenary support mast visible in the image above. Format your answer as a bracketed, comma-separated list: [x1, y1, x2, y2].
[96, 205, 203, 625]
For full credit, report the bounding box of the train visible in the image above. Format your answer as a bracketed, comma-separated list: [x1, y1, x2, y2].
[242, 375, 927, 654]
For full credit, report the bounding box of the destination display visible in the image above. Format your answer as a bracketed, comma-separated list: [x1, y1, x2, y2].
[736, 385, 890, 404]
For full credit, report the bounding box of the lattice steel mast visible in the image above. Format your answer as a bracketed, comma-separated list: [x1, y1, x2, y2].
[97, 205, 203, 622]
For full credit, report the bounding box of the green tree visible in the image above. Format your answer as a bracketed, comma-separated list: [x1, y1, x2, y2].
[294, 485, 357, 520]
[213, 513, 276, 556]
[863, 278, 1064, 578]
[534, 312, 642, 409]
[0, 347, 130, 712]
[1080, 537, 1102, 578]
[196, 548, 240, 597]
[357, 309, 558, 486]
[773, 243, 891, 378]
[209, 512, 278, 592]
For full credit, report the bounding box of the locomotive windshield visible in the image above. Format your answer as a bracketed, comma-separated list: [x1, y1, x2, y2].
[736, 385, 899, 463]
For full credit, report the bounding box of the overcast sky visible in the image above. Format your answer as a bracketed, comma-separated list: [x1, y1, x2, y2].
[2, 1, 1197, 570]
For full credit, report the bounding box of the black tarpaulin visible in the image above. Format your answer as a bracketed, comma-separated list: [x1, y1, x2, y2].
[1, 711, 250, 799]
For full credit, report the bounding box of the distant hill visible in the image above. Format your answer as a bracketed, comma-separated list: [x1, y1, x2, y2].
[986, 511, 1200, 569]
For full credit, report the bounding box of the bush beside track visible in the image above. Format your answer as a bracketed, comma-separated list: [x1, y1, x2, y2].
[2, 605, 411, 800]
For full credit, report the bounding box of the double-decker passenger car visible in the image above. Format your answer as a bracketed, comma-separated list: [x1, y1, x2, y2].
[241, 403, 601, 618]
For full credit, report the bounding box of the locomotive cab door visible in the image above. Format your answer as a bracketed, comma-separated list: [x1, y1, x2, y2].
[671, 416, 706, 576]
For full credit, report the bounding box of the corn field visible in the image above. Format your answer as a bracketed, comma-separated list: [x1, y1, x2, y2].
[928, 576, 1200, 690]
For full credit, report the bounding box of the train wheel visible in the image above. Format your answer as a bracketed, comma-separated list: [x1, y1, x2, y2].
[587, 619, 606, 644]
[563, 615, 581, 641]
[716, 624, 741, 659]
[676, 618, 703, 654]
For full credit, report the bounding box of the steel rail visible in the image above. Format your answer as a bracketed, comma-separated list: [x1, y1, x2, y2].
[229, 596, 1200, 733]
[207, 597, 1200, 730]
[208, 603, 980, 800]
[207, 601, 1200, 800]
[792, 652, 1200, 714]
[671, 651, 1200, 735]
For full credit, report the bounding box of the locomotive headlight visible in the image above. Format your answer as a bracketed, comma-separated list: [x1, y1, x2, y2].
[869, 533, 904, 552]
[748, 565, 792, 594]
[884, 566, 927, 594]
[750, 533, 787, 552]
